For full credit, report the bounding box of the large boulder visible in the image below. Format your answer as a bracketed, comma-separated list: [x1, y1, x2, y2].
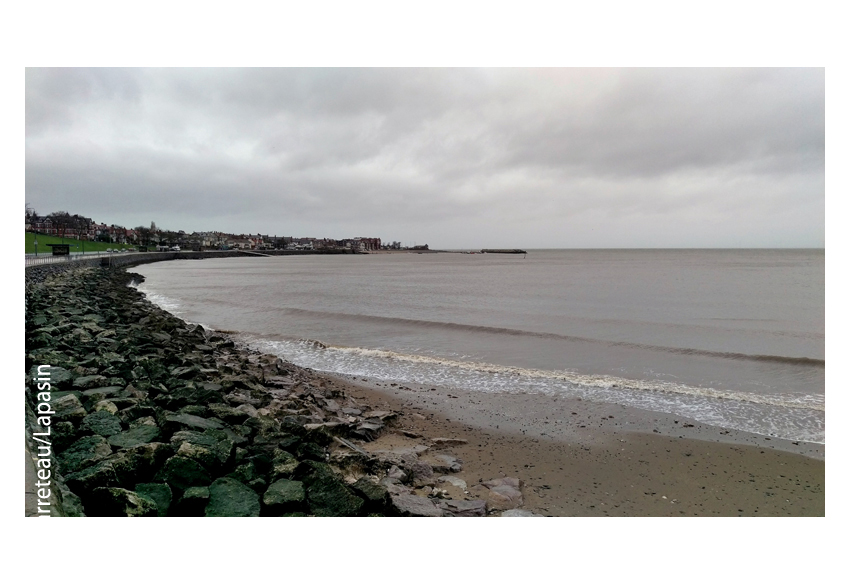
[154, 456, 211, 494]
[80, 410, 123, 437]
[86, 487, 158, 517]
[52, 394, 87, 425]
[205, 478, 260, 517]
[262, 479, 306, 515]
[108, 424, 162, 449]
[390, 494, 443, 517]
[73, 375, 109, 390]
[469, 477, 524, 511]
[175, 486, 211, 517]
[57, 435, 113, 474]
[66, 442, 172, 493]
[294, 461, 364, 517]
[135, 483, 172, 517]
[350, 477, 391, 513]
[439, 499, 487, 517]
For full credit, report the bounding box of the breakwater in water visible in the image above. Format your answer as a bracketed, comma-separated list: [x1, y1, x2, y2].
[24, 262, 523, 517]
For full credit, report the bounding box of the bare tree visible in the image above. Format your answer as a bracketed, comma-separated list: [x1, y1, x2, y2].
[134, 226, 152, 245]
[48, 211, 74, 240]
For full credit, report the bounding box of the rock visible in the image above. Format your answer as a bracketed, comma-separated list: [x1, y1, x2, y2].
[270, 449, 299, 480]
[431, 437, 468, 448]
[390, 494, 443, 517]
[66, 442, 172, 493]
[93, 400, 119, 415]
[207, 403, 251, 425]
[439, 499, 487, 517]
[500, 509, 544, 517]
[87, 487, 158, 517]
[294, 460, 364, 517]
[429, 454, 463, 473]
[135, 483, 172, 517]
[58, 435, 113, 474]
[205, 478, 261, 517]
[380, 478, 412, 495]
[352, 422, 384, 441]
[155, 456, 212, 493]
[350, 477, 391, 511]
[470, 477, 524, 511]
[176, 442, 221, 470]
[28, 365, 73, 389]
[81, 386, 123, 403]
[408, 461, 435, 486]
[262, 479, 306, 515]
[176, 486, 211, 516]
[294, 441, 326, 462]
[73, 375, 109, 389]
[162, 413, 225, 434]
[108, 424, 162, 449]
[437, 476, 468, 490]
[80, 410, 123, 437]
[53, 394, 87, 424]
[386, 465, 406, 483]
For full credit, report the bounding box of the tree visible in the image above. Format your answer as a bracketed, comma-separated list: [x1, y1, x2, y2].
[48, 211, 74, 240]
[70, 214, 91, 241]
[134, 226, 152, 246]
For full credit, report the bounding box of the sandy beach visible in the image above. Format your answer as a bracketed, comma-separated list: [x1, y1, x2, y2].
[326, 373, 824, 517]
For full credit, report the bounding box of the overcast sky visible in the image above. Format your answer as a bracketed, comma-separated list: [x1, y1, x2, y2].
[25, 68, 824, 248]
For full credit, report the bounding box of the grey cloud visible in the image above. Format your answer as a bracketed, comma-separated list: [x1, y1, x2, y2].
[25, 68, 823, 247]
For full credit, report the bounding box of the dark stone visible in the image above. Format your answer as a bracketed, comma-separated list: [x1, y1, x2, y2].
[262, 479, 306, 515]
[108, 424, 162, 449]
[175, 486, 210, 517]
[80, 410, 123, 437]
[390, 494, 443, 517]
[207, 403, 251, 425]
[155, 456, 212, 493]
[81, 386, 124, 404]
[73, 375, 109, 389]
[351, 477, 391, 512]
[295, 441, 326, 462]
[294, 460, 364, 517]
[57, 435, 113, 474]
[135, 483, 172, 517]
[439, 499, 487, 517]
[270, 449, 299, 480]
[162, 413, 225, 435]
[66, 442, 172, 493]
[205, 478, 261, 517]
[87, 487, 158, 517]
[53, 394, 87, 424]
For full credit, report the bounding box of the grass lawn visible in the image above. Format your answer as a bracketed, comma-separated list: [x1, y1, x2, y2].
[26, 232, 137, 254]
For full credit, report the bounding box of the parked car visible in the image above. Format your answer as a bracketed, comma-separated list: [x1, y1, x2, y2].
[170, 245, 181, 252]
[106, 248, 115, 253]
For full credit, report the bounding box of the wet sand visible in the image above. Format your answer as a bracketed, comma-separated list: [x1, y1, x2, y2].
[326, 373, 825, 517]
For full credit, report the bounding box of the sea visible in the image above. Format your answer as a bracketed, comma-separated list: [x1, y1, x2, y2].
[133, 249, 825, 444]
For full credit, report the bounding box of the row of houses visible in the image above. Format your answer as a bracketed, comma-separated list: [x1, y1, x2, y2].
[27, 214, 138, 244]
[26, 212, 399, 252]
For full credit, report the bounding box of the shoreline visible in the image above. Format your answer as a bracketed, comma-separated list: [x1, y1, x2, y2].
[329, 373, 824, 516]
[25, 262, 824, 516]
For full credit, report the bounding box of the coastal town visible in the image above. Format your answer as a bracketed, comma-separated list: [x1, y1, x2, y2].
[25, 208, 425, 253]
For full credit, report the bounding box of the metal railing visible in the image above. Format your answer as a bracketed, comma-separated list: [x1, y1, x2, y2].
[25, 251, 125, 268]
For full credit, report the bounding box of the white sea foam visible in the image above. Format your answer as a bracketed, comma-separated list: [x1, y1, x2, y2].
[246, 336, 825, 444]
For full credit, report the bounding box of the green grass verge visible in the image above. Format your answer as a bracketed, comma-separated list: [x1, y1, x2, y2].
[26, 232, 137, 254]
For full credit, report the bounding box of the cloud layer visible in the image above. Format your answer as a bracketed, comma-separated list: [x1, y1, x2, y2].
[26, 68, 824, 248]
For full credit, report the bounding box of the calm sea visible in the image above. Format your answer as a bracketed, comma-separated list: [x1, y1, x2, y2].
[134, 249, 825, 443]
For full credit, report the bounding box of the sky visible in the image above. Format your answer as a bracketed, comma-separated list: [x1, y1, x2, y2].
[25, 67, 824, 249]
